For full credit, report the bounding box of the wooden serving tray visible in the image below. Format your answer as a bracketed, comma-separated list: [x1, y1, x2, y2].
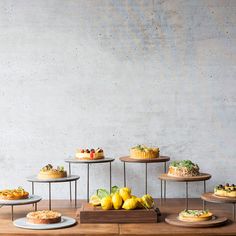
[76, 203, 161, 223]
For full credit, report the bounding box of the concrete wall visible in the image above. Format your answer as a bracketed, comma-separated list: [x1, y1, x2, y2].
[0, 0, 235, 199]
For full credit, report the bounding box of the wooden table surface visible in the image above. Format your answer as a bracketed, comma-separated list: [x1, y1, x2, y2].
[0, 199, 236, 235]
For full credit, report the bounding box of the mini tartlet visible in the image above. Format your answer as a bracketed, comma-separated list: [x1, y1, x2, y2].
[179, 209, 213, 222]
[37, 164, 67, 179]
[214, 184, 236, 198]
[168, 160, 200, 177]
[27, 210, 61, 224]
[76, 148, 104, 160]
[130, 145, 159, 159]
[0, 187, 29, 200]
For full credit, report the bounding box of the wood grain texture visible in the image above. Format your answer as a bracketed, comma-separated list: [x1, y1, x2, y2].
[159, 173, 211, 182]
[77, 203, 160, 223]
[201, 192, 236, 203]
[0, 199, 236, 235]
[119, 156, 170, 163]
[165, 214, 228, 228]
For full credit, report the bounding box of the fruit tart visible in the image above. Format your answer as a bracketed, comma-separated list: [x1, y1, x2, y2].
[179, 209, 213, 222]
[0, 187, 29, 200]
[37, 164, 67, 179]
[76, 148, 104, 160]
[130, 145, 159, 159]
[168, 160, 200, 177]
[214, 184, 236, 198]
[27, 210, 61, 224]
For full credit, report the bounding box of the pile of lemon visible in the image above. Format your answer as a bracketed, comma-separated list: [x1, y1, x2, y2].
[90, 187, 155, 210]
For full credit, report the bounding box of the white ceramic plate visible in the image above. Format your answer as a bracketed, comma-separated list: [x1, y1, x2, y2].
[0, 195, 42, 205]
[14, 216, 76, 230]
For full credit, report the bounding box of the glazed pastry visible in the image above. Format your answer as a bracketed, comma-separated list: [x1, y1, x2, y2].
[76, 148, 104, 160]
[38, 164, 67, 179]
[179, 209, 213, 222]
[130, 145, 159, 159]
[168, 160, 199, 177]
[27, 210, 61, 224]
[214, 184, 236, 198]
[0, 187, 29, 200]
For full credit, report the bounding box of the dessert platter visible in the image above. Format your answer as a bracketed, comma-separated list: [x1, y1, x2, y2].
[159, 160, 211, 209]
[165, 209, 228, 227]
[0, 187, 42, 220]
[65, 148, 114, 202]
[27, 164, 80, 209]
[78, 186, 161, 223]
[119, 145, 170, 195]
[14, 210, 76, 230]
[201, 183, 236, 220]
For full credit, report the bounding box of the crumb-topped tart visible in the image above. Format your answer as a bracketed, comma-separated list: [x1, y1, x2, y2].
[37, 164, 67, 179]
[76, 148, 104, 160]
[214, 184, 236, 198]
[130, 145, 159, 159]
[179, 209, 213, 222]
[168, 160, 200, 177]
[0, 187, 29, 200]
[27, 210, 61, 224]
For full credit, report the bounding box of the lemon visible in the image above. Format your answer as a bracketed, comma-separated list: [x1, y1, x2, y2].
[142, 194, 154, 209]
[101, 196, 113, 210]
[89, 195, 101, 206]
[119, 187, 131, 201]
[122, 198, 138, 210]
[112, 192, 123, 210]
[136, 197, 146, 209]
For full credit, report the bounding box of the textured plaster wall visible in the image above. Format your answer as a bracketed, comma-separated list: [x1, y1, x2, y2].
[0, 0, 236, 199]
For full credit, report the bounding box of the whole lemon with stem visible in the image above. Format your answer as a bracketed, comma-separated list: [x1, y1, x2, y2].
[101, 196, 113, 210]
[119, 187, 131, 201]
[112, 192, 123, 210]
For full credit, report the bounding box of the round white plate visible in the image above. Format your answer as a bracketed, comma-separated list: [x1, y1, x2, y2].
[14, 216, 76, 230]
[0, 195, 42, 205]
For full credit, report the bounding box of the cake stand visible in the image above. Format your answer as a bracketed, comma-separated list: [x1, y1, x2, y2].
[119, 156, 170, 195]
[64, 158, 115, 202]
[201, 192, 236, 221]
[0, 195, 42, 220]
[26, 175, 80, 210]
[159, 173, 211, 209]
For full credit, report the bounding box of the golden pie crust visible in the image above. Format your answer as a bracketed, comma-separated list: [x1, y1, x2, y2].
[0, 188, 29, 200]
[27, 210, 62, 224]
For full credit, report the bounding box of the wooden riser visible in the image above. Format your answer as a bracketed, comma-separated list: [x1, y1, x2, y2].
[77, 203, 161, 223]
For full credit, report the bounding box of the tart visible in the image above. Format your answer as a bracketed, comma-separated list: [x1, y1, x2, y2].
[168, 160, 199, 177]
[37, 164, 67, 179]
[0, 187, 29, 200]
[130, 145, 159, 159]
[27, 210, 61, 224]
[76, 148, 104, 160]
[214, 184, 236, 198]
[179, 210, 213, 222]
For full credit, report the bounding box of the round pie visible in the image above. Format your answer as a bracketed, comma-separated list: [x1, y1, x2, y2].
[0, 187, 29, 200]
[179, 209, 213, 222]
[27, 210, 62, 224]
[130, 145, 159, 159]
[38, 164, 67, 179]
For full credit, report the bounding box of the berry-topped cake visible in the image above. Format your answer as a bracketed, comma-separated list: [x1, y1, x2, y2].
[37, 164, 67, 179]
[214, 184, 236, 198]
[168, 160, 200, 177]
[76, 148, 104, 160]
[130, 145, 159, 159]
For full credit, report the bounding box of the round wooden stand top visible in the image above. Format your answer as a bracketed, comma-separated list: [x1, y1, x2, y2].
[119, 156, 170, 163]
[159, 173, 211, 182]
[65, 157, 115, 164]
[165, 214, 228, 228]
[201, 192, 236, 204]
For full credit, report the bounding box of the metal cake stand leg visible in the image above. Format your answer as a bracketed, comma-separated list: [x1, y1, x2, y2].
[109, 162, 112, 193]
[75, 180, 77, 208]
[35, 203, 37, 211]
[11, 205, 14, 221]
[69, 163, 72, 202]
[233, 203, 235, 221]
[49, 182, 52, 210]
[185, 182, 189, 210]
[203, 180, 206, 210]
[87, 163, 90, 202]
[145, 163, 148, 194]
[164, 162, 167, 200]
[160, 179, 163, 203]
[32, 182, 35, 207]
[123, 162, 126, 187]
